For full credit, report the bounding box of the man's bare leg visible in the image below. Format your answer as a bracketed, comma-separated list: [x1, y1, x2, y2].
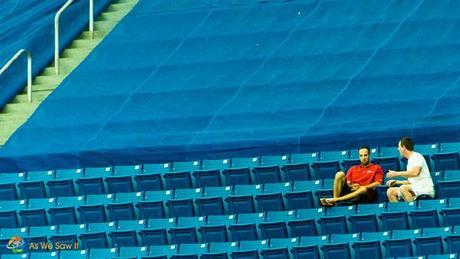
[333, 171, 346, 198]
[387, 187, 400, 202]
[400, 184, 415, 202]
[326, 186, 368, 205]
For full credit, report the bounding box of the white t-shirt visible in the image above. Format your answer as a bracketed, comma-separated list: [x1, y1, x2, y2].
[407, 151, 435, 197]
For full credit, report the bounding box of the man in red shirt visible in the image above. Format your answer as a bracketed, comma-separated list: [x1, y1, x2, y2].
[320, 146, 383, 206]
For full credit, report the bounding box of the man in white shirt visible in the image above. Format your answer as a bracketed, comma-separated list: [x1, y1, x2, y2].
[386, 137, 435, 202]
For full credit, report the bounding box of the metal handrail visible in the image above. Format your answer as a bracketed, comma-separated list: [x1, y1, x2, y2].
[0, 49, 33, 103]
[55, 0, 94, 75]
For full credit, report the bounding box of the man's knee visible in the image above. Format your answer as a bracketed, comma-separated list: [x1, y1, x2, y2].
[387, 187, 399, 197]
[400, 184, 412, 193]
[335, 171, 346, 180]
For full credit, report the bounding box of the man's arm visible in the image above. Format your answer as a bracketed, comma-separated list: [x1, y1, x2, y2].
[387, 166, 422, 179]
[365, 181, 381, 190]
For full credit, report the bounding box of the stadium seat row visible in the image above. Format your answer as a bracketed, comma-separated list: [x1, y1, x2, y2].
[2, 228, 460, 259]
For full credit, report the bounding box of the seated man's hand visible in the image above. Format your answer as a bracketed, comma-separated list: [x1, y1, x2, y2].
[386, 179, 397, 187]
[386, 170, 398, 179]
[350, 183, 360, 191]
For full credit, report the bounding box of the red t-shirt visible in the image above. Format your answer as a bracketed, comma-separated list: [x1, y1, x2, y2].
[346, 163, 383, 199]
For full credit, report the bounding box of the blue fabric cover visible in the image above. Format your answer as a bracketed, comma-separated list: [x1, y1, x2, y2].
[0, 0, 112, 109]
[0, 0, 460, 171]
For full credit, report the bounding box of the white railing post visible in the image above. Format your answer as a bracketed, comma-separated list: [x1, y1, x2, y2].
[54, 0, 96, 75]
[0, 49, 33, 103]
[89, 0, 94, 39]
[54, 0, 75, 75]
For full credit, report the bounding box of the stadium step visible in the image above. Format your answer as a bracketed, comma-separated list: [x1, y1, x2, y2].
[0, 0, 139, 145]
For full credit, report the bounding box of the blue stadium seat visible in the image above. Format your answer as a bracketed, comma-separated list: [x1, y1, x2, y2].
[76, 176, 105, 195]
[226, 195, 255, 214]
[382, 238, 414, 258]
[166, 199, 195, 218]
[0, 227, 27, 239]
[195, 197, 225, 216]
[0, 200, 25, 228]
[114, 164, 143, 176]
[259, 221, 288, 239]
[108, 192, 143, 221]
[285, 190, 315, 210]
[291, 236, 328, 259]
[137, 190, 172, 219]
[222, 168, 252, 186]
[119, 246, 148, 258]
[352, 239, 384, 259]
[233, 184, 262, 196]
[59, 250, 88, 259]
[349, 203, 385, 233]
[379, 201, 416, 231]
[48, 196, 84, 225]
[252, 165, 282, 184]
[173, 161, 201, 173]
[105, 175, 134, 193]
[229, 223, 258, 241]
[260, 247, 290, 259]
[88, 248, 118, 258]
[263, 182, 292, 195]
[79, 232, 109, 249]
[109, 230, 139, 247]
[193, 169, 222, 187]
[239, 239, 269, 252]
[19, 198, 55, 227]
[437, 180, 460, 199]
[203, 186, 232, 198]
[444, 234, 460, 255]
[140, 218, 175, 246]
[144, 163, 172, 174]
[288, 208, 324, 237]
[178, 243, 208, 256]
[107, 202, 136, 222]
[0, 183, 18, 201]
[432, 143, 460, 171]
[372, 156, 401, 174]
[378, 146, 400, 158]
[47, 178, 76, 197]
[320, 150, 349, 161]
[255, 192, 285, 212]
[319, 205, 355, 235]
[231, 157, 260, 169]
[260, 155, 289, 167]
[269, 237, 298, 249]
[311, 161, 341, 180]
[164, 171, 193, 190]
[29, 251, 59, 259]
[78, 194, 112, 224]
[134, 173, 164, 192]
[0, 172, 26, 183]
[410, 199, 446, 228]
[18, 181, 47, 199]
[168, 227, 198, 244]
[201, 159, 230, 171]
[84, 166, 113, 179]
[199, 215, 235, 243]
[266, 210, 295, 223]
[321, 242, 352, 259]
[230, 249, 259, 259]
[443, 170, 460, 181]
[414, 235, 445, 256]
[148, 245, 179, 258]
[87, 221, 116, 234]
[281, 163, 312, 182]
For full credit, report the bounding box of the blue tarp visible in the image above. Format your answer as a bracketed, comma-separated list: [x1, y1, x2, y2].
[0, 0, 112, 110]
[0, 0, 460, 171]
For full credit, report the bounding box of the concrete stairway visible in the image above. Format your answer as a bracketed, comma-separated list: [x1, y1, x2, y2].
[0, 0, 138, 145]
